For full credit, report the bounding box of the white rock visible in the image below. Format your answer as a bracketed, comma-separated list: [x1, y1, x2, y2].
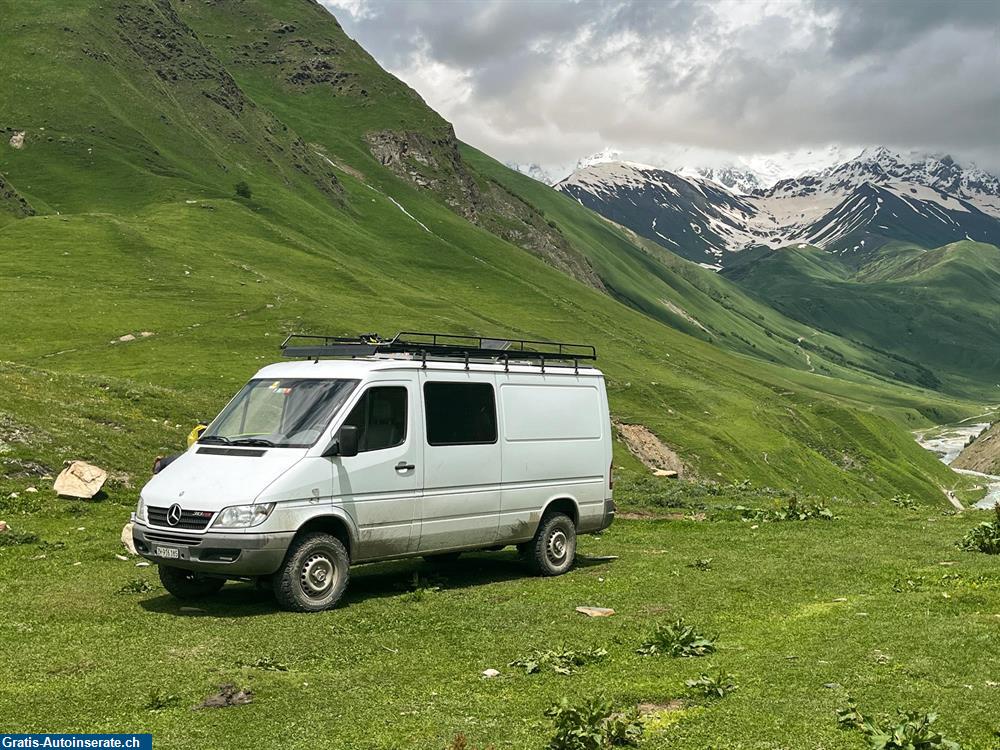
[25, 487, 37, 493]
[118, 334, 136, 342]
[0, 520, 8, 533]
[120, 522, 137, 555]
[482, 669, 500, 678]
[115, 554, 129, 562]
[575, 606, 615, 617]
[136, 561, 150, 568]
[54, 460, 108, 499]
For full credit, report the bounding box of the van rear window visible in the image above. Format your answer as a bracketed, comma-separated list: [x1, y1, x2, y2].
[423, 382, 497, 446]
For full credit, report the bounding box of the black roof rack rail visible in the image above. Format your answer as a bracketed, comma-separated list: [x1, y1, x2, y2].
[280, 331, 596, 369]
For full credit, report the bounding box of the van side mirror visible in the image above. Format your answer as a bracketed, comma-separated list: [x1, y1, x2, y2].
[324, 425, 359, 458]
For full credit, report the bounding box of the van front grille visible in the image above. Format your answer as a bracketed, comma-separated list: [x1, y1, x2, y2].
[148, 506, 214, 530]
[145, 530, 203, 546]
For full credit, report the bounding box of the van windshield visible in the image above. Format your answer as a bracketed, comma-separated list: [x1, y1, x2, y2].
[200, 378, 359, 449]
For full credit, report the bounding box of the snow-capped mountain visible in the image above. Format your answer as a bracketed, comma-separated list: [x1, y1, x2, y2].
[575, 148, 625, 170]
[679, 166, 765, 196]
[554, 147, 1000, 267]
[557, 161, 759, 269]
[770, 147, 1000, 210]
[507, 162, 563, 186]
[676, 145, 855, 194]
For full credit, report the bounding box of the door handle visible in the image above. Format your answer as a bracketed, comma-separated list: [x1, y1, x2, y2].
[395, 461, 415, 471]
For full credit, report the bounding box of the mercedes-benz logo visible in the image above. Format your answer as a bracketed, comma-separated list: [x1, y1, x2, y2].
[166, 503, 183, 526]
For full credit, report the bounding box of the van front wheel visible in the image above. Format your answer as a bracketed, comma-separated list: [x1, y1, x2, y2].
[526, 513, 576, 576]
[273, 532, 350, 612]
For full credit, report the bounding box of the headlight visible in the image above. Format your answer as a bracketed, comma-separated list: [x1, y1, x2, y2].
[135, 496, 147, 523]
[212, 503, 276, 529]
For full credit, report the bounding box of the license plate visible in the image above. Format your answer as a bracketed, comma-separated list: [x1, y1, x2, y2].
[155, 546, 180, 559]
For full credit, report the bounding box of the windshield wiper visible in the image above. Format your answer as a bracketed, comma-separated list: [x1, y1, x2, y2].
[230, 437, 276, 447]
[198, 435, 231, 445]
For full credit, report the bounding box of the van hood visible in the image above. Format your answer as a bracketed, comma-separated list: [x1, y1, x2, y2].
[139, 446, 307, 511]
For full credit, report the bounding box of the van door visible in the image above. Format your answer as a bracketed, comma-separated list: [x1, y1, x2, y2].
[416, 372, 501, 551]
[335, 380, 421, 560]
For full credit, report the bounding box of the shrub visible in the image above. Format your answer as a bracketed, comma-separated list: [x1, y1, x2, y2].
[638, 619, 717, 658]
[447, 733, 495, 750]
[510, 646, 608, 675]
[0, 528, 39, 547]
[957, 504, 1000, 555]
[891, 494, 918, 510]
[891, 576, 926, 593]
[234, 180, 252, 199]
[545, 697, 642, 750]
[743, 495, 835, 522]
[144, 689, 181, 711]
[246, 656, 289, 672]
[837, 698, 961, 749]
[685, 669, 738, 699]
[116, 578, 153, 595]
[687, 558, 712, 571]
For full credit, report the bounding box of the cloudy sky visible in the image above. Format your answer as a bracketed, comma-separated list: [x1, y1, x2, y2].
[323, 0, 1000, 179]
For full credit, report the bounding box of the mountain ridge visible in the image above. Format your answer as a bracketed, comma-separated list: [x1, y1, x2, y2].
[553, 146, 1000, 266]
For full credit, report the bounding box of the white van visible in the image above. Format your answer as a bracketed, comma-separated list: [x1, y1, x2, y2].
[132, 332, 615, 611]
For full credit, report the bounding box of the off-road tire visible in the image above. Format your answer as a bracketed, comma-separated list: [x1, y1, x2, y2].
[423, 551, 462, 565]
[273, 532, 350, 612]
[525, 512, 577, 576]
[158, 565, 226, 600]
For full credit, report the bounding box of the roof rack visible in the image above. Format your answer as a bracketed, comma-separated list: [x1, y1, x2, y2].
[280, 331, 597, 372]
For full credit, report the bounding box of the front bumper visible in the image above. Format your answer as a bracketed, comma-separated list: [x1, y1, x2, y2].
[132, 522, 294, 577]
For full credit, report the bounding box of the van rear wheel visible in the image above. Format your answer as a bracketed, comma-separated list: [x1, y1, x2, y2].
[273, 532, 350, 612]
[526, 512, 577, 576]
[158, 565, 225, 600]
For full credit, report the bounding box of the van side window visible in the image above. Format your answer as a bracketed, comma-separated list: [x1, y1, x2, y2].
[424, 382, 497, 446]
[342, 386, 407, 452]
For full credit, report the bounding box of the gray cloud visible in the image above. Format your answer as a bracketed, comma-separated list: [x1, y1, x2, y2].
[324, 0, 1000, 174]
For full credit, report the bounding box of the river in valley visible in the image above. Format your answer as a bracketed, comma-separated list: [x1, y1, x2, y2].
[915, 421, 1000, 510]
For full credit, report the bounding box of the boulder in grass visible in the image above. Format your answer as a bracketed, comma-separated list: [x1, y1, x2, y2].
[54, 460, 108, 499]
[575, 606, 615, 617]
[0, 520, 8, 533]
[121, 521, 137, 555]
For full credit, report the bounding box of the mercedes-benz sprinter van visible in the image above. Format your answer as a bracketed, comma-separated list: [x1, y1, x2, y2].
[132, 332, 615, 611]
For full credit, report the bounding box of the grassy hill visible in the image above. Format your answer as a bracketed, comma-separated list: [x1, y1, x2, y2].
[0, 0, 979, 505]
[723, 241, 1000, 399]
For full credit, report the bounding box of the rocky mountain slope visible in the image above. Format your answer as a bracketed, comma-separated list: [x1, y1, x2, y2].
[953, 421, 1000, 475]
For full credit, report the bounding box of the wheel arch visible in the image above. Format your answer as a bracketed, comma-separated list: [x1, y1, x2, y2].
[540, 496, 580, 528]
[294, 513, 357, 561]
